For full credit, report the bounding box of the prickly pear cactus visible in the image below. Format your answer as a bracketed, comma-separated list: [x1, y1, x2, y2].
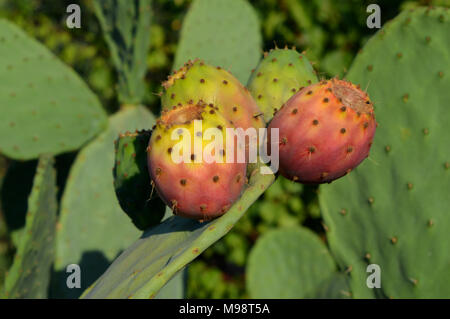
[247, 48, 318, 121]
[3, 155, 57, 298]
[174, 0, 261, 84]
[319, 7, 450, 298]
[52, 106, 156, 298]
[93, 0, 152, 104]
[113, 130, 165, 230]
[81, 163, 275, 298]
[246, 227, 350, 298]
[154, 268, 186, 299]
[0, 20, 107, 160]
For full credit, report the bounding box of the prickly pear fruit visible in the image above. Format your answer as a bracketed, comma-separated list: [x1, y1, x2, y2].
[113, 130, 166, 230]
[248, 48, 318, 122]
[147, 103, 247, 220]
[161, 59, 265, 131]
[268, 79, 376, 184]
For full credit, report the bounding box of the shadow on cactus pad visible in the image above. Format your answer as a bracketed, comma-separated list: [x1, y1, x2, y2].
[1, 160, 37, 246]
[49, 250, 112, 299]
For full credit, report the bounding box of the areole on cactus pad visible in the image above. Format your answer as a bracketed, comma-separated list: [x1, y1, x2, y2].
[268, 78, 377, 184]
[147, 102, 247, 220]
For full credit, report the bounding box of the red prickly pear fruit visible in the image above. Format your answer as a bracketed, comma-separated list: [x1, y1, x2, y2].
[268, 78, 377, 184]
[147, 103, 247, 220]
[161, 59, 265, 131]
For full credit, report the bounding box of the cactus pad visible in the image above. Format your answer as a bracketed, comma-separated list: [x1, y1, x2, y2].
[319, 7, 450, 298]
[52, 106, 155, 298]
[246, 227, 350, 298]
[81, 163, 275, 298]
[93, 0, 152, 104]
[3, 155, 57, 298]
[174, 0, 262, 84]
[154, 268, 186, 299]
[0, 19, 107, 160]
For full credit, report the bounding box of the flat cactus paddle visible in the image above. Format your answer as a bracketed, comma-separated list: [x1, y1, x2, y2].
[2, 155, 57, 298]
[81, 163, 274, 299]
[319, 7, 450, 298]
[0, 20, 107, 160]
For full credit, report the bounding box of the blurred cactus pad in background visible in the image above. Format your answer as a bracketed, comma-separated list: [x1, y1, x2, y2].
[0, 0, 449, 299]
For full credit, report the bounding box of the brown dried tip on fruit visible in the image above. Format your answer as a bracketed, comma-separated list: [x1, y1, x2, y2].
[160, 103, 204, 126]
[331, 79, 373, 114]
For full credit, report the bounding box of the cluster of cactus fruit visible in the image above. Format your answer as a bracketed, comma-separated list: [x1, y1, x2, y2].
[143, 55, 376, 220]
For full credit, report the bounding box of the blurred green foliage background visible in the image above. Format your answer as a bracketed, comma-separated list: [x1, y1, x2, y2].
[0, 0, 447, 298]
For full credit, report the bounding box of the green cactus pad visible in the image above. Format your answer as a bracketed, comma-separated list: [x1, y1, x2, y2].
[247, 48, 318, 122]
[81, 163, 275, 299]
[113, 130, 165, 230]
[314, 273, 352, 299]
[152, 207, 186, 299]
[154, 268, 186, 299]
[52, 106, 155, 298]
[0, 19, 107, 160]
[319, 7, 450, 298]
[246, 227, 350, 298]
[174, 0, 262, 84]
[3, 155, 57, 298]
[93, 0, 152, 104]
